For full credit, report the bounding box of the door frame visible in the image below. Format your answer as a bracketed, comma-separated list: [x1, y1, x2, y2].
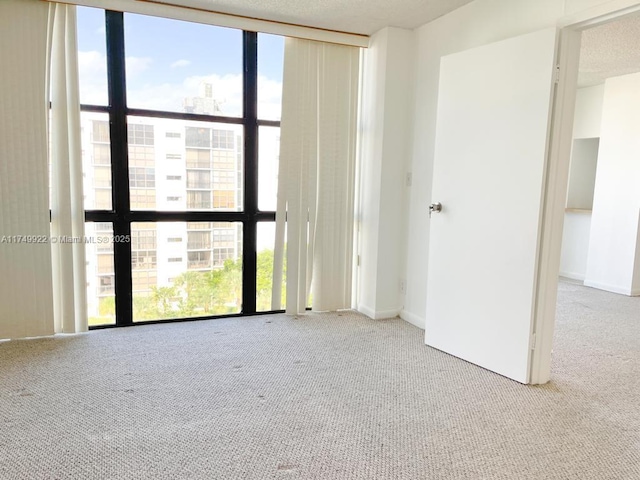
[532, 1, 640, 384]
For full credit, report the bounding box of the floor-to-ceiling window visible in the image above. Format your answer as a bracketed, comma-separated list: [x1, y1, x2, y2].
[77, 7, 284, 327]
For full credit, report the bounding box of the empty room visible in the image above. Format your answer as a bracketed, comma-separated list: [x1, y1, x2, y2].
[1, 0, 639, 478]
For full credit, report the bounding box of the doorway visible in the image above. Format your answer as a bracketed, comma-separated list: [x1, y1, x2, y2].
[559, 12, 640, 295]
[550, 9, 640, 382]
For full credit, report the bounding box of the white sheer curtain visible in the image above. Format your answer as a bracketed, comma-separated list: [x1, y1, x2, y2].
[47, 3, 88, 333]
[0, 0, 54, 340]
[272, 38, 360, 314]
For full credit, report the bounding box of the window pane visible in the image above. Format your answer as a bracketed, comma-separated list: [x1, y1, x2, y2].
[85, 222, 115, 326]
[256, 222, 285, 312]
[81, 112, 112, 210]
[129, 167, 155, 188]
[128, 116, 243, 212]
[132, 222, 243, 322]
[258, 126, 280, 211]
[124, 13, 243, 117]
[128, 123, 155, 146]
[186, 170, 211, 189]
[258, 33, 284, 121]
[77, 7, 108, 105]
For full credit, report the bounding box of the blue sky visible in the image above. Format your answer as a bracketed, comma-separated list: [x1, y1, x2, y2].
[76, 6, 284, 118]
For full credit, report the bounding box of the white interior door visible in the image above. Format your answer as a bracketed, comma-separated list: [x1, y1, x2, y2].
[425, 28, 559, 384]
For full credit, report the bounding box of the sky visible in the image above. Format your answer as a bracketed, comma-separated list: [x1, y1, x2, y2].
[76, 6, 284, 119]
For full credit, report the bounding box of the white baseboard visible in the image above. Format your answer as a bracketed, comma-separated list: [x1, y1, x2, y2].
[357, 304, 376, 319]
[357, 304, 400, 320]
[559, 270, 585, 282]
[374, 308, 401, 319]
[400, 310, 425, 330]
[584, 279, 639, 296]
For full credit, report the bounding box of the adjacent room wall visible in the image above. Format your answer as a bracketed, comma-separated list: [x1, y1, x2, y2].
[560, 212, 593, 280]
[584, 72, 640, 295]
[559, 85, 604, 281]
[566, 138, 599, 210]
[573, 84, 604, 139]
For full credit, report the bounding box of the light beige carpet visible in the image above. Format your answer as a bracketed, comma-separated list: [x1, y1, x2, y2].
[1, 281, 639, 479]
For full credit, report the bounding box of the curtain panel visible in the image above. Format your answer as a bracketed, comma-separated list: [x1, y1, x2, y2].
[0, 0, 54, 339]
[272, 38, 360, 314]
[48, 3, 89, 334]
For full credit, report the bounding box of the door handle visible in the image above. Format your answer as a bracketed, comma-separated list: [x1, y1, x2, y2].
[429, 202, 442, 217]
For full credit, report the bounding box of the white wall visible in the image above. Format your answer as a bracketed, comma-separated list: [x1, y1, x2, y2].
[585, 72, 640, 295]
[558, 86, 603, 281]
[357, 27, 415, 320]
[573, 84, 604, 139]
[357, 29, 386, 316]
[566, 138, 599, 210]
[397, 0, 637, 329]
[560, 137, 599, 282]
[560, 212, 592, 280]
[402, 0, 563, 329]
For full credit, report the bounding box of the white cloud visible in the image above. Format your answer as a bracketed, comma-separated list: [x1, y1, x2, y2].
[76, 51, 283, 119]
[170, 59, 191, 69]
[78, 50, 108, 105]
[128, 74, 282, 120]
[95, 26, 106, 35]
[257, 75, 283, 120]
[127, 74, 283, 118]
[125, 56, 152, 77]
[128, 73, 244, 116]
[78, 50, 107, 73]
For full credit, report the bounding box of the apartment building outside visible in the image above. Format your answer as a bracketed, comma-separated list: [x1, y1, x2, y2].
[83, 83, 264, 325]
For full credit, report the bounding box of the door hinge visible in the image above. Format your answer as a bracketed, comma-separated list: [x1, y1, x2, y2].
[357, 255, 360, 266]
[554, 65, 560, 84]
[530, 333, 537, 351]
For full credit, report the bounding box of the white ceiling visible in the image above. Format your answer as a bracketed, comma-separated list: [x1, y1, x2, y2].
[155, 0, 475, 35]
[579, 13, 640, 87]
[156, 1, 640, 86]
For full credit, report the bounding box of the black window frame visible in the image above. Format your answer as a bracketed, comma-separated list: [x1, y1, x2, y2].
[83, 10, 282, 328]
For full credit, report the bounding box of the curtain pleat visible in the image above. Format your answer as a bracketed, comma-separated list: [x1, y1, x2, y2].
[48, 4, 88, 334]
[272, 38, 360, 314]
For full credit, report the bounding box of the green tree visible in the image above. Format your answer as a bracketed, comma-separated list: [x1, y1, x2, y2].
[152, 286, 178, 318]
[133, 294, 159, 321]
[98, 296, 115, 317]
[132, 285, 178, 320]
[256, 248, 286, 311]
[208, 259, 242, 312]
[89, 296, 116, 326]
[173, 270, 214, 316]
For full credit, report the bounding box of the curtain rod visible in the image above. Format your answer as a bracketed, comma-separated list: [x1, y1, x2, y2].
[43, 0, 370, 48]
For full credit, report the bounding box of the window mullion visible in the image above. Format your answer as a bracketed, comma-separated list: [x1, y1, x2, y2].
[105, 10, 133, 326]
[242, 31, 258, 315]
